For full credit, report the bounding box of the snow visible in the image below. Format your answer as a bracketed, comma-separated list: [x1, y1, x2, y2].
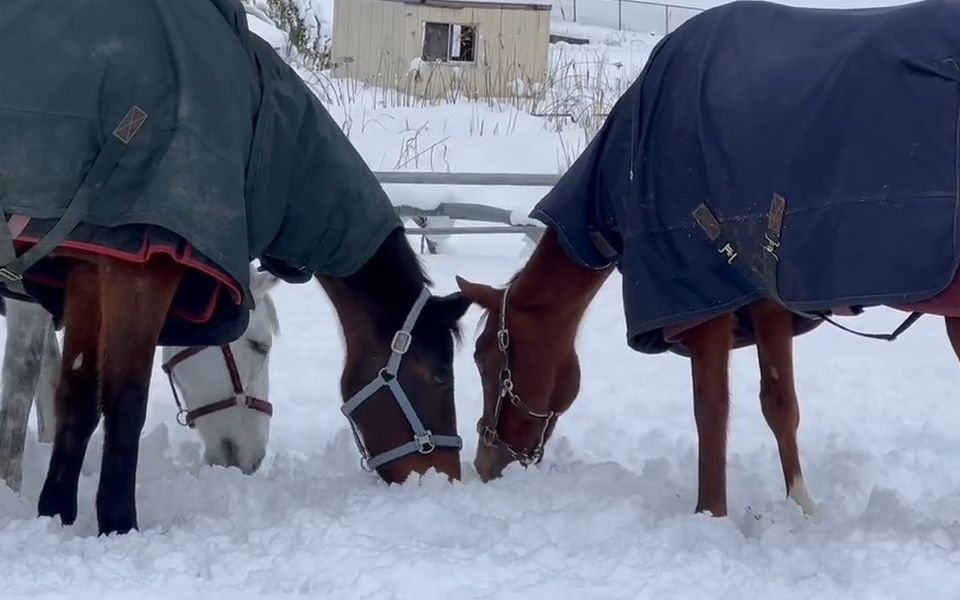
[5, 249, 960, 598]
[5, 1, 960, 597]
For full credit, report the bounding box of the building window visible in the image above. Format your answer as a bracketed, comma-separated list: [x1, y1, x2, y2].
[422, 22, 476, 63]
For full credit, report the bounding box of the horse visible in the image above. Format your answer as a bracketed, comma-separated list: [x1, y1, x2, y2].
[160, 267, 281, 475]
[0, 297, 59, 491]
[0, 0, 471, 535]
[0, 266, 283, 492]
[458, 234, 818, 517]
[457, 0, 960, 517]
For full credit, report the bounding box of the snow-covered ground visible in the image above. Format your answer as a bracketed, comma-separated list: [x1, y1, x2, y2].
[4, 0, 960, 597]
[4, 237, 960, 599]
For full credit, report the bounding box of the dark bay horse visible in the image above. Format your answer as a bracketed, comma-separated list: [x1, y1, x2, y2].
[0, 0, 470, 535]
[459, 0, 960, 517]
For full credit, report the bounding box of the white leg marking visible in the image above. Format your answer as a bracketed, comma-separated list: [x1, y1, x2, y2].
[789, 475, 816, 516]
[71, 353, 83, 370]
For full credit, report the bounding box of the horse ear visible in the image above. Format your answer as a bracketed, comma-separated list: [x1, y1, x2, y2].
[251, 270, 280, 298]
[430, 291, 472, 327]
[455, 276, 501, 310]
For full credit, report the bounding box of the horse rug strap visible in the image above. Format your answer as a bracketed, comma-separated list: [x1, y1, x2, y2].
[0, 105, 148, 296]
[692, 194, 922, 342]
[340, 286, 461, 470]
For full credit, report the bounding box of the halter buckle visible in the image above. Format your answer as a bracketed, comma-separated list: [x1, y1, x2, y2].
[414, 431, 436, 454]
[391, 330, 413, 354]
[235, 394, 247, 408]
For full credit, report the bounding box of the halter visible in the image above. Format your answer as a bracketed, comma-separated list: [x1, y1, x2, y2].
[161, 345, 273, 428]
[340, 286, 463, 471]
[477, 284, 559, 466]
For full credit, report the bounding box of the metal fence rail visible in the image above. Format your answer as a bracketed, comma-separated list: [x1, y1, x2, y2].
[375, 171, 555, 247]
[376, 171, 561, 187]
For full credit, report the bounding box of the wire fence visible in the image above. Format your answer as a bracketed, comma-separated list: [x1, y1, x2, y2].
[552, 0, 704, 35]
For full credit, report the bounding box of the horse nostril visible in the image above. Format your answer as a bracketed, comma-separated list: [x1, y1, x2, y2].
[221, 438, 239, 467]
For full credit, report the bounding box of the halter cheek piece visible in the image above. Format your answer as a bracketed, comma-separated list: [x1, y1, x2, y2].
[162, 345, 273, 428]
[477, 284, 559, 466]
[340, 286, 463, 471]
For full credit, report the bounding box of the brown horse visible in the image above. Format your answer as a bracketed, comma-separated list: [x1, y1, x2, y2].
[2, 0, 473, 536]
[459, 228, 960, 517]
[36, 227, 469, 536]
[457, 0, 960, 518]
[458, 229, 815, 518]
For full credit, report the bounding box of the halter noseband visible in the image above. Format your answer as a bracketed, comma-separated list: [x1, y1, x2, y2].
[161, 345, 273, 428]
[477, 284, 559, 466]
[340, 286, 463, 471]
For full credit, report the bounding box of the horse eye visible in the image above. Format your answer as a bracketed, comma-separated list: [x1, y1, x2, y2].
[248, 339, 271, 355]
[432, 369, 451, 386]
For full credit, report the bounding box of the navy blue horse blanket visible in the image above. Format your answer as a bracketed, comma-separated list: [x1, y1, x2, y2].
[532, 0, 960, 354]
[0, 0, 400, 345]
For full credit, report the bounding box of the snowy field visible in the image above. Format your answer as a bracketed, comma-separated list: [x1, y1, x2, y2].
[4, 236, 960, 598]
[5, 0, 960, 597]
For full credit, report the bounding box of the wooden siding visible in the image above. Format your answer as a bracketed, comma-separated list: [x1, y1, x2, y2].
[331, 0, 550, 98]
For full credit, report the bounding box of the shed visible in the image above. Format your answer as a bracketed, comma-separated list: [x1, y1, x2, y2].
[330, 0, 552, 98]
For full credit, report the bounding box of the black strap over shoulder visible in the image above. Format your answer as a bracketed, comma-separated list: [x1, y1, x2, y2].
[0, 105, 148, 297]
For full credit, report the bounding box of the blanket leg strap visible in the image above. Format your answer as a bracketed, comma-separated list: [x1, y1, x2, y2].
[0, 105, 148, 296]
[692, 197, 922, 343]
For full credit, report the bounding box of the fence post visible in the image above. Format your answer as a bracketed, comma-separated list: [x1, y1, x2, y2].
[618, 0, 622, 30]
[664, 6, 669, 34]
[573, 0, 577, 22]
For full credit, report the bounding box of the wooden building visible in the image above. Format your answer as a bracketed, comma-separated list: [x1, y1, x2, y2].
[330, 0, 552, 98]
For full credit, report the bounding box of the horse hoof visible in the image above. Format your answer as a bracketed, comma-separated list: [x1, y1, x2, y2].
[37, 486, 78, 526]
[96, 498, 137, 536]
[97, 514, 138, 536]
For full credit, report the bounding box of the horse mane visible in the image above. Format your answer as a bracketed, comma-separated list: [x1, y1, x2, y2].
[342, 227, 449, 334]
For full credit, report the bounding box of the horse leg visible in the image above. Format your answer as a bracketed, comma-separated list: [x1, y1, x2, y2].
[683, 314, 733, 517]
[38, 263, 103, 524]
[95, 258, 182, 535]
[749, 300, 816, 516]
[0, 299, 50, 491]
[35, 320, 61, 443]
[945, 317, 960, 362]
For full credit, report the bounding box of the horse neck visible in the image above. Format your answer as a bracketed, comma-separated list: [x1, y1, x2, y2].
[509, 229, 612, 345]
[317, 228, 427, 348]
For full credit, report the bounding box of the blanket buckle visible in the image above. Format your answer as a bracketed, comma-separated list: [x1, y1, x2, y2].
[0, 267, 22, 282]
[718, 243, 738, 264]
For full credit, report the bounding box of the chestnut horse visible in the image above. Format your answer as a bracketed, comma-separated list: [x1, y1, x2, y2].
[459, 230, 814, 517]
[458, 0, 960, 517]
[459, 229, 960, 517]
